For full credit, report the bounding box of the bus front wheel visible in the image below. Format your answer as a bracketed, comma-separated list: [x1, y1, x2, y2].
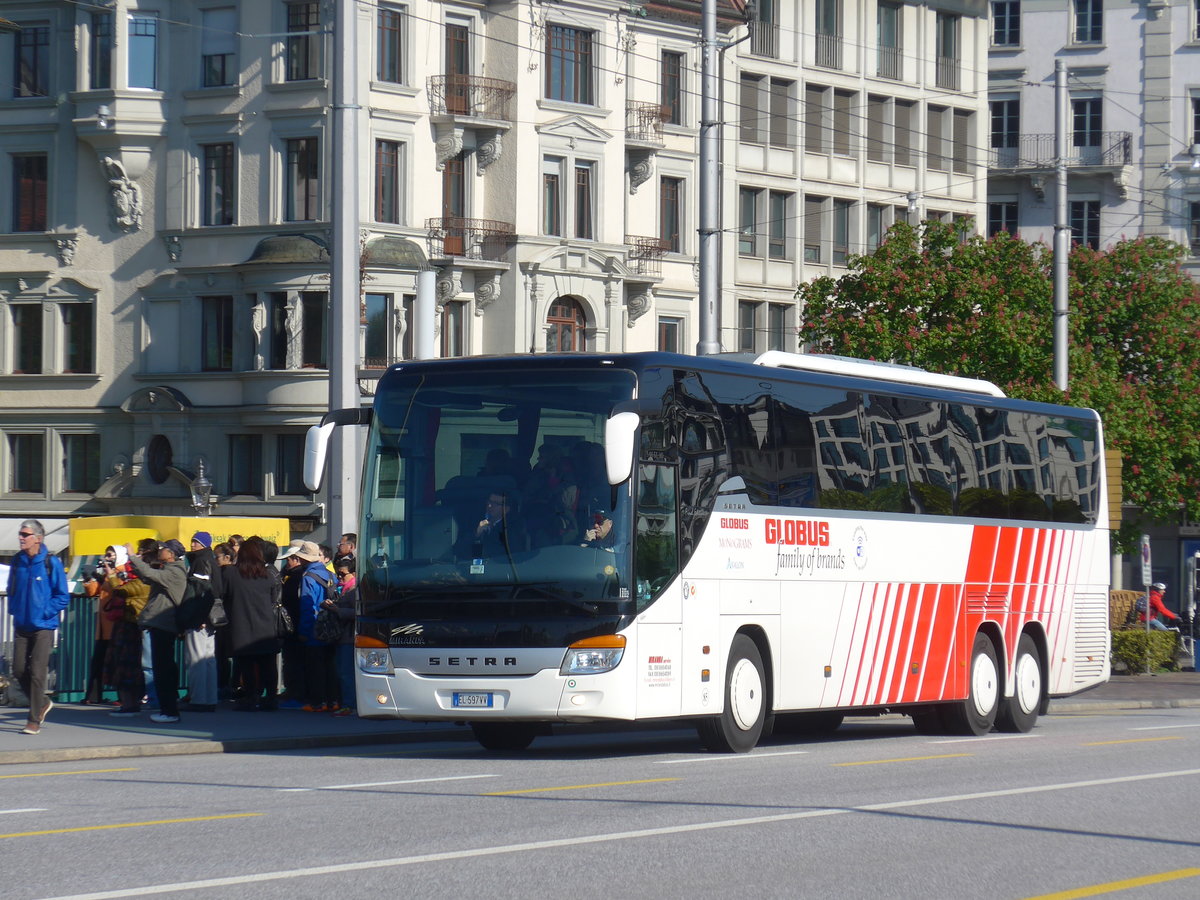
[996, 634, 1042, 733]
[471, 722, 538, 751]
[942, 632, 1000, 736]
[698, 634, 767, 753]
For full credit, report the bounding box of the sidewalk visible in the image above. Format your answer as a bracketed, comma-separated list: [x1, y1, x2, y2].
[3, 673, 1199, 765]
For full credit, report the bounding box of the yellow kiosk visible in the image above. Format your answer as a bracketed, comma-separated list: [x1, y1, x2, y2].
[69, 515, 290, 558]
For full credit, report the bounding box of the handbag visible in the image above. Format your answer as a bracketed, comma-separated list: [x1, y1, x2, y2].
[207, 596, 228, 628]
[314, 606, 344, 643]
[273, 601, 294, 639]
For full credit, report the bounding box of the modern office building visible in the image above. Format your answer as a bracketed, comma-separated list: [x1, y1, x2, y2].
[0, 0, 988, 548]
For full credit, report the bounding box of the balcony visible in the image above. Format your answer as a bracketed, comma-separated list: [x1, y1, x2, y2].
[816, 32, 843, 70]
[626, 235, 671, 279]
[427, 74, 516, 122]
[877, 45, 901, 80]
[748, 21, 779, 58]
[936, 56, 960, 91]
[426, 217, 514, 261]
[626, 101, 670, 148]
[988, 132, 1133, 169]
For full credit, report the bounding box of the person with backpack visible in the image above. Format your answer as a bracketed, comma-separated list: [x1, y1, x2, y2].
[1141, 583, 1181, 632]
[292, 541, 339, 712]
[7, 519, 70, 735]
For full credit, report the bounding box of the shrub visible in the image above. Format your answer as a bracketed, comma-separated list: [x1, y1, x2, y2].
[1110, 629, 1179, 673]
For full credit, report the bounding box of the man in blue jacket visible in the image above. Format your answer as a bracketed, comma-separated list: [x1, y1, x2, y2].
[7, 519, 70, 735]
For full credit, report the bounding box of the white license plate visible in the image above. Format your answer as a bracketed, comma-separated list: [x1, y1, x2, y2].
[453, 692, 493, 708]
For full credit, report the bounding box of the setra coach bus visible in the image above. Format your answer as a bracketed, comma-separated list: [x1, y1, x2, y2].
[304, 351, 1110, 752]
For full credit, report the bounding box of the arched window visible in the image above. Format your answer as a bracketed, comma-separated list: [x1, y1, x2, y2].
[546, 297, 587, 351]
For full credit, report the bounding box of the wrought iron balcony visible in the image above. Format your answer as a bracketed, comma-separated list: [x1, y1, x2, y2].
[988, 132, 1133, 169]
[427, 74, 515, 122]
[626, 101, 670, 147]
[626, 235, 671, 278]
[426, 216, 514, 260]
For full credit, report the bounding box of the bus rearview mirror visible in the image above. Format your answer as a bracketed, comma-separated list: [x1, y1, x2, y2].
[303, 422, 335, 492]
[605, 411, 640, 485]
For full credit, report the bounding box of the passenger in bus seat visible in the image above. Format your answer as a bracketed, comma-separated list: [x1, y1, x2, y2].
[457, 491, 527, 557]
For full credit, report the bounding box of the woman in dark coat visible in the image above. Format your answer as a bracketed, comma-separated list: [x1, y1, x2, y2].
[221, 539, 282, 711]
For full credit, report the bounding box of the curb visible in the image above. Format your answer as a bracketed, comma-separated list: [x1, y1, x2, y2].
[1047, 698, 1200, 714]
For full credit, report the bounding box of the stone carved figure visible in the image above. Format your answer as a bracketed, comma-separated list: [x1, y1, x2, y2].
[103, 157, 143, 230]
[251, 298, 267, 370]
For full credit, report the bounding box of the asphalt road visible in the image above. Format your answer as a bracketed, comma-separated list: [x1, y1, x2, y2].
[2, 707, 1198, 900]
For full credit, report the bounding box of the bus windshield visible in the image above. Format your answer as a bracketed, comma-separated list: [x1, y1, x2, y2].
[358, 366, 638, 639]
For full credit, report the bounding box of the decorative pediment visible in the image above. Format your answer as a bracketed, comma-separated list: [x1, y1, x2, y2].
[535, 115, 614, 146]
[121, 385, 194, 414]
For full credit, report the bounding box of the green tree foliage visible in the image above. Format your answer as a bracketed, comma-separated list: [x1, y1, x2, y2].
[796, 221, 1200, 527]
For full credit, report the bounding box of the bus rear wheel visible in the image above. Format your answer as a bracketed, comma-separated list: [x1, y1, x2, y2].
[471, 722, 538, 751]
[942, 632, 999, 736]
[697, 634, 767, 753]
[996, 634, 1042, 733]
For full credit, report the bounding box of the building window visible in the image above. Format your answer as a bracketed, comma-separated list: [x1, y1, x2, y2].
[739, 187, 761, 257]
[375, 139, 402, 224]
[894, 100, 915, 166]
[866, 95, 887, 162]
[832, 199, 852, 264]
[301, 291, 327, 368]
[877, 2, 901, 79]
[12, 153, 48, 233]
[988, 201, 1018, 236]
[202, 143, 235, 226]
[377, 5, 406, 84]
[866, 204, 886, 253]
[363, 293, 394, 367]
[1192, 96, 1199, 146]
[1070, 199, 1100, 249]
[992, 0, 1021, 46]
[750, 0, 779, 57]
[1072, 97, 1102, 156]
[804, 84, 828, 153]
[284, 137, 319, 221]
[62, 434, 100, 493]
[15, 24, 50, 97]
[991, 98, 1019, 166]
[546, 297, 586, 351]
[62, 303, 94, 374]
[574, 162, 594, 240]
[768, 80, 791, 148]
[1074, 0, 1102, 43]
[935, 13, 959, 91]
[740, 75, 764, 144]
[546, 25, 593, 105]
[660, 177, 682, 253]
[833, 89, 853, 156]
[741, 75, 791, 147]
[804, 195, 824, 262]
[927, 106, 948, 171]
[768, 191, 790, 260]
[90, 13, 113, 90]
[738, 301, 758, 352]
[128, 13, 158, 89]
[1190, 201, 1200, 255]
[542, 157, 562, 236]
[658, 316, 682, 353]
[12, 304, 42, 374]
[442, 301, 466, 357]
[201, 7, 237, 87]
[275, 434, 307, 495]
[268, 293, 288, 370]
[661, 51, 683, 125]
[815, 0, 843, 69]
[201, 296, 234, 372]
[228, 434, 263, 495]
[286, 2, 321, 82]
[767, 304, 788, 352]
[952, 110, 972, 174]
[8, 433, 44, 494]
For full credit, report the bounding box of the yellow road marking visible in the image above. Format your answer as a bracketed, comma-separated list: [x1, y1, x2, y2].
[833, 753, 971, 767]
[484, 777, 680, 796]
[0, 768, 136, 780]
[1024, 867, 1200, 899]
[0, 812, 261, 840]
[1083, 736, 1184, 746]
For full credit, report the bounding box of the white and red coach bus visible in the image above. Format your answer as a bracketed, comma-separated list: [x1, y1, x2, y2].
[306, 351, 1109, 751]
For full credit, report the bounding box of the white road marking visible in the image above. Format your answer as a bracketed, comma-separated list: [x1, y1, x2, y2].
[1129, 723, 1200, 731]
[0, 808, 46, 815]
[928, 734, 1043, 744]
[278, 773, 499, 792]
[656, 750, 808, 764]
[42, 767, 1200, 899]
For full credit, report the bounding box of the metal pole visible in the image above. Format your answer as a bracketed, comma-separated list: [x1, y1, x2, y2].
[1053, 59, 1069, 392]
[329, 0, 360, 540]
[696, 0, 721, 356]
[416, 267, 437, 359]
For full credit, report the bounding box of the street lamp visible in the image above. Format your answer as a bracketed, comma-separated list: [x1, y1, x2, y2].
[190, 460, 213, 516]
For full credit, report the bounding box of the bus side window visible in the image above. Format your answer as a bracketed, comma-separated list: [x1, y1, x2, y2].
[635, 463, 679, 608]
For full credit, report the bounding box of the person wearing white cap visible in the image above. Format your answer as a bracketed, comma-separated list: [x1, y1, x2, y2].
[291, 541, 339, 712]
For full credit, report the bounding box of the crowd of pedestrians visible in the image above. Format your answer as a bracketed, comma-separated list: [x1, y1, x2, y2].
[5, 522, 359, 734]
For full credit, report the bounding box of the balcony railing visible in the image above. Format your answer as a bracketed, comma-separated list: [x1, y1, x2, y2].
[748, 20, 779, 58]
[988, 132, 1133, 169]
[426, 217, 514, 260]
[626, 101, 670, 146]
[427, 74, 516, 121]
[816, 32, 843, 69]
[936, 56, 960, 90]
[876, 45, 901, 80]
[626, 235, 671, 277]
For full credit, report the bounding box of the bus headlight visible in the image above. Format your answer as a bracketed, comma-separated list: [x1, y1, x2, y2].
[356, 637, 393, 675]
[560, 634, 626, 675]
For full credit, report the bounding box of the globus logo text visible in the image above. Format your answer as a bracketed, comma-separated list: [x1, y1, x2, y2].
[765, 518, 830, 547]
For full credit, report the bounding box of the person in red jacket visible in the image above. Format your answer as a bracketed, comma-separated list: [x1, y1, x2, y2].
[1141, 583, 1180, 631]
